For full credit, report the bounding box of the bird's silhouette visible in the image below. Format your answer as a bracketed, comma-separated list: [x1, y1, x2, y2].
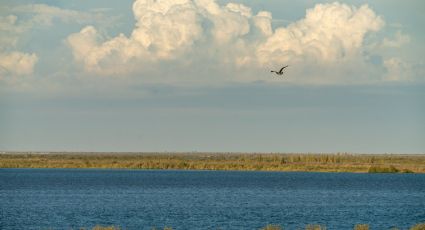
[271, 65, 288, 75]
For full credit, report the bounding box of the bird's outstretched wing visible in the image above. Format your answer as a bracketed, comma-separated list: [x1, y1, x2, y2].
[279, 65, 289, 72]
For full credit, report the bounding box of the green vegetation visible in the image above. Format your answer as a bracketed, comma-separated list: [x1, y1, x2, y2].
[368, 165, 416, 173]
[368, 165, 399, 173]
[1, 152, 424, 173]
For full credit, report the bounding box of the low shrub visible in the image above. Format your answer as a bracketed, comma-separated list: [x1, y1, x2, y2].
[402, 169, 414, 173]
[411, 223, 425, 230]
[305, 224, 326, 230]
[261, 224, 282, 230]
[354, 224, 369, 230]
[92, 226, 120, 230]
[368, 165, 399, 173]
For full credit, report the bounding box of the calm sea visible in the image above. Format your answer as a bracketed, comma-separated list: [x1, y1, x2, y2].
[1, 169, 424, 230]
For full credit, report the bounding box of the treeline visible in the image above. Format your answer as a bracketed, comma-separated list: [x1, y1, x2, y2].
[1, 152, 424, 173]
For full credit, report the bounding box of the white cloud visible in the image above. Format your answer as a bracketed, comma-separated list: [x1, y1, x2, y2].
[66, 1, 392, 84]
[65, 0, 271, 75]
[383, 57, 410, 81]
[253, 11, 273, 37]
[0, 4, 108, 50]
[67, 0, 205, 75]
[0, 52, 38, 77]
[11, 4, 107, 26]
[66, 1, 386, 83]
[0, 14, 25, 47]
[0, 17, 34, 82]
[132, 0, 203, 58]
[0, 4, 114, 84]
[197, 0, 252, 44]
[0, 15, 38, 79]
[67, 26, 150, 75]
[257, 3, 384, 65]
[382, 30, 410, 48]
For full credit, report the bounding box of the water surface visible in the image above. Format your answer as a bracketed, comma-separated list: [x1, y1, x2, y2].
[1, 169, 424, 229]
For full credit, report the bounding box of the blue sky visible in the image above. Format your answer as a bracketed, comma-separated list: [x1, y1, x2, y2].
[0, 0, 424, 153]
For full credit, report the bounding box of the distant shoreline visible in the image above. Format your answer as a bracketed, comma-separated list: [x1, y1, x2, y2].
[1, 152, 424, 173]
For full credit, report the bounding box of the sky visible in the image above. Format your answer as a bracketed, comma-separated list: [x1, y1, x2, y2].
[0, 0, 424, 153]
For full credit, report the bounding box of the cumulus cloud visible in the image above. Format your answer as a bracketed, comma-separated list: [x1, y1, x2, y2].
[0, 52, 38, 77]
[66, 0, 278, 73]
[66, 0, 389, 84]
[382, 30, 410, 48]
[0, 4, 112, 83]
[67, 0, 205, 74]
[132, 0, 203, 56]
[257, 3, 384, 64]
[383, 57, 410, 81]
[0, 15, 38, 79]
[66, 26, 149, 75]
[0, 4, 109, 49]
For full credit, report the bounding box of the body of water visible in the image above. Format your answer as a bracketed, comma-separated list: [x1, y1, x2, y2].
[1, 169, 424, 229]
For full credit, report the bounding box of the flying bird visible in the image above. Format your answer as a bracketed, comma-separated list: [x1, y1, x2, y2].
[271, 65, 289, 75]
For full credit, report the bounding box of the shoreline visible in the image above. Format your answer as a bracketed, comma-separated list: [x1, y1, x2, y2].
[1, 152, 424, 173]
[0, 168, 418, 175]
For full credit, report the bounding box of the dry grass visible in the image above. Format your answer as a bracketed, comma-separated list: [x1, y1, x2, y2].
[261, 224, 282, 230]
[305, 224, 326, 230]
[410, 223, 425, 230]
[86, 226, 120, 230]
[58, 223, 425, 230]
[354, 224, 369, 230]
[1, 152, 424, 173]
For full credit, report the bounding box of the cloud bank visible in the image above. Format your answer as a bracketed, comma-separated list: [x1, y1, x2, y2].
[1, 0, 417, 87]
[0, 4, 110, 82]
[0, 52, 38, 76]
[0, 15, 38, 79]
[257, 3, 384, 64]
[66, 0, 389, 84]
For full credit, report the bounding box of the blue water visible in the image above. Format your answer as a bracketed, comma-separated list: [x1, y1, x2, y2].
[1, 169, 425, 230]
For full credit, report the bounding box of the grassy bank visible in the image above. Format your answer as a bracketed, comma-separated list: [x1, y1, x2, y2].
[1, 152, 424, 173]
